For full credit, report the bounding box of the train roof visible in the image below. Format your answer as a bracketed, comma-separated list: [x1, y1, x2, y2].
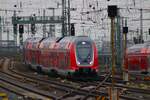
[39, 37, 57, 49]
[127, 42, 150, 54]
[24, 37, 42, 42]
[25, 36, 91, 42]
[24, 36, 93, 49]
[128, 44, 146, 49]
[24, 37, 43, 48]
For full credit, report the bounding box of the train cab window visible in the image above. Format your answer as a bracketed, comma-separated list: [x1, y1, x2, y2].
[76, 41, 93, 65]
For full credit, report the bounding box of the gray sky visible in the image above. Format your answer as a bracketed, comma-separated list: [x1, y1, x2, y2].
[0, 0, 150, 42]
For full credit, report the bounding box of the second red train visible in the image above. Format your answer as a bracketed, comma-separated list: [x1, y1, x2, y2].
[124, 42, 150, 74]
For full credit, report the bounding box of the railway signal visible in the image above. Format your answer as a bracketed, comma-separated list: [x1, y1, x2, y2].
[123, 27, 128, 34]
[19, 24, 24, 34]
[108, 5, 117, 18]
[149, 28, 150, 35]
[108, 5, 117, 85]
[133, 37, 138, 44]
[123, 26, 128, 52]
[13, 24, 17, 34]
[71, 23, 75, 36]
[123, 26, 129, 82]
[31, 24, 35, 34]
[108, 5, 119, 100]
[19, 24, 24, 46]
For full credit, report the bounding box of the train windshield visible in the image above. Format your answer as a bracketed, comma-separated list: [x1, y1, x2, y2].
[76, 41, 93, 65]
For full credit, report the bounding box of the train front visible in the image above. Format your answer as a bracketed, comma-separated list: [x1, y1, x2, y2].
[73, 36, 98, 76]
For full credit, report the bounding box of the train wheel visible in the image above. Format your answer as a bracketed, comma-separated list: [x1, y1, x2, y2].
[23, 61, 27, 65]
[49, 69, 58, 77]
[67, 72, 72, 79]
[90, 70, 97, 77]
[27, 64, 32, 70]
[141, 71, 148, 74]
[37, 66, 42, 73]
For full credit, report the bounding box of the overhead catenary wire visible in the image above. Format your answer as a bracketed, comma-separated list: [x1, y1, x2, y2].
[0, 0, 150, 41]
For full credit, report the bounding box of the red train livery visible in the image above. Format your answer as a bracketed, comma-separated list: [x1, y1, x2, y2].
[23, 36, 98, 76]
[125, 42, 150, 74]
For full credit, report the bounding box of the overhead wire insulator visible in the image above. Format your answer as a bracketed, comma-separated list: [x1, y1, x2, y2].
[93, 7, 95, 10]
[89, 4, 92, 8]
[86, 11, 89, 14]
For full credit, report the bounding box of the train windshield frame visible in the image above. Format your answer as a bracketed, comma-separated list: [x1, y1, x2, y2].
[76, 41, 93, 66]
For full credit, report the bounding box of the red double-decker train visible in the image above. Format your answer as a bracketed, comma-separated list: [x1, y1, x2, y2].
[23, 36, 98, 77]
[125, 42, 150, 74]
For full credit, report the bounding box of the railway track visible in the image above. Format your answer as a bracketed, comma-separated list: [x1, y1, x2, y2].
[1, 58, 107, 100]
[10, 60, 150, 100]
[79, 73, 150, 100]
[0, 58, 62, 100]
[1, 58, 150, 100]
[75, 76, 150, 100]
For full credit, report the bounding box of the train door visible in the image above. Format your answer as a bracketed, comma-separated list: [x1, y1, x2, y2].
[148, 55, 150, 73]
[31, 49, 36, 65]
[59, 50, 70, 70]
[147, 46, 150, 73]
[140, 55, 147, 72]
[35, 49, 39, 65]
[59, 50, 64, 69]
[29, 43, 32, 64]
[48, 49, 52, 68]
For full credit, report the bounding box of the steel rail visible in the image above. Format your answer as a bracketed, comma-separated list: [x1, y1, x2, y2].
[8, 60, 150, 100]
[0, 72, 59, 100]
[9, 62, 108, 97]
[0, 58, 58, 100]
[10, 65, 149, 100]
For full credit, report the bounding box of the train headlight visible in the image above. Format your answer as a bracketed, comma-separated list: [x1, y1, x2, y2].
[82, 41, 86, 45]
[90, 61, 93, 64]
[77, 61, 80, 65]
